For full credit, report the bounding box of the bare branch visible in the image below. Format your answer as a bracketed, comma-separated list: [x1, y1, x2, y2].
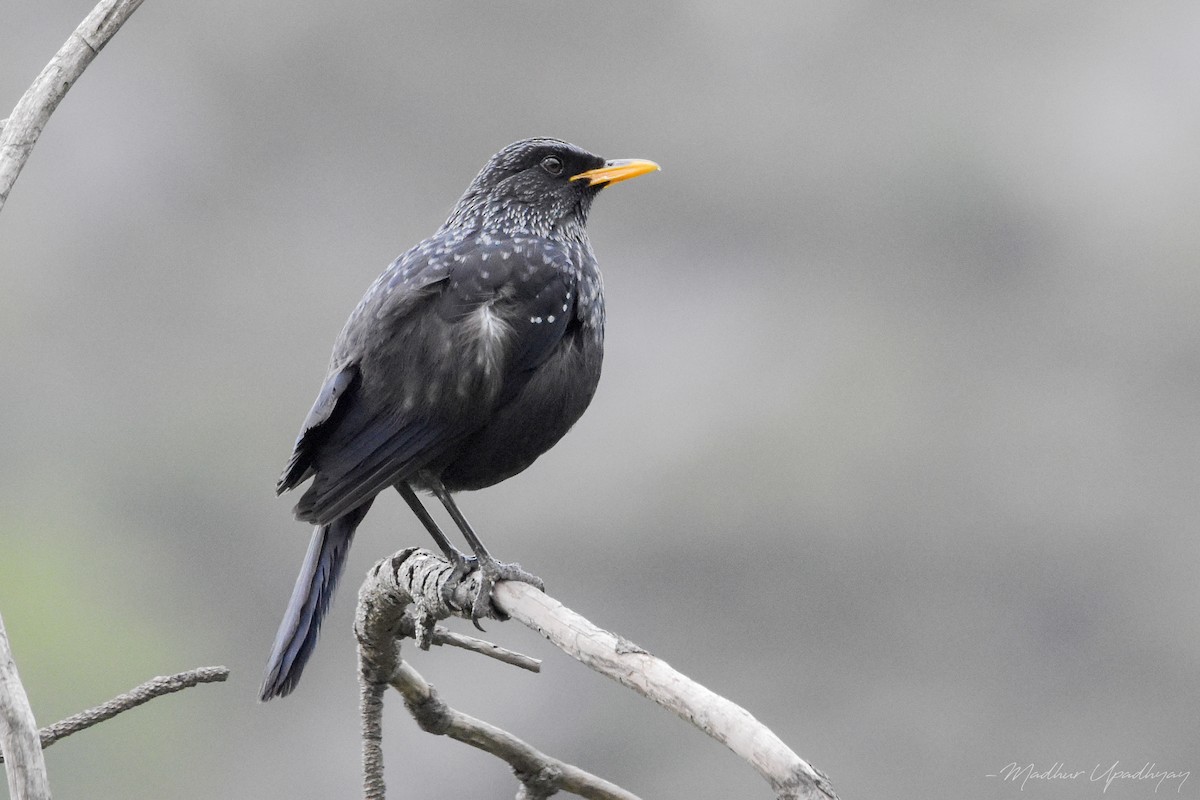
[360, 677, 387, 800]
[0, 666, 230, 766]
[0, 611, 51, 800]
[390, 659, 640, 800]
[400, 617, 541, 672]
[494, 583, 839, 800]
[356, 549, 642, 800]
[34, 666, 229, 751]
[0, 0, 146, 214]
[356, 549, 840, 800]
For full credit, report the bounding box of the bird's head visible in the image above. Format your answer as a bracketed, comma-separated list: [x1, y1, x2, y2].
[443, 138, 659, 240]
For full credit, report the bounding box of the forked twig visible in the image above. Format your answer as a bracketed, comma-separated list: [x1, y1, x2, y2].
[390, 659, 639, 800]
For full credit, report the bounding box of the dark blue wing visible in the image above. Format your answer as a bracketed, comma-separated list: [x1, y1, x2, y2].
[292, 403, 450, 524]
[277, 365, 359, 493]
[280, 232, 585, 525]
[282, 240, 459, 524]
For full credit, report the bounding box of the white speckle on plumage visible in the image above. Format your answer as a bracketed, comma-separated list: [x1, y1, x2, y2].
[561, 303, 569, 312]
[530, 316, 542, 324]
[424, 380, 442, 405]
[500, 251, 510, 260]
[481, 252, 489, 261]
[476, 304, 508, 343]
[547, 315, 555, 323]
[469, 303, 509, 381]
[480, 270, 490, 279]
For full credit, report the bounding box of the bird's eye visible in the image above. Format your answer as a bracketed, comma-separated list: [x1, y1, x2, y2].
[541, 155, 564, 176]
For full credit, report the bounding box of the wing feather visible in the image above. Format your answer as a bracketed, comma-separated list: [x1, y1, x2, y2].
[277, 365, 359, 494]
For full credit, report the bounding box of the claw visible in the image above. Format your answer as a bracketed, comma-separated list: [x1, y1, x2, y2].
[467, 557, 544, 628]
[440, 550, 477, 609]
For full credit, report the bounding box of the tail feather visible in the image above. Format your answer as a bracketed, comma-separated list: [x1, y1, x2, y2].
[260, 501, 372, 701]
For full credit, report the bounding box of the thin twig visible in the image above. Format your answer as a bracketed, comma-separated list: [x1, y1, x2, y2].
[391, 660, 641, 800]
[0, 666, 230, 765]
[0, 611, 51, 800]
[408, 619, 541, 672]
[37, 667, 228, 751]
[0, 0, 146, 213]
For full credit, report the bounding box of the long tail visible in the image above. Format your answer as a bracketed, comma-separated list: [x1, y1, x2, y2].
[260, 501, 372, 701]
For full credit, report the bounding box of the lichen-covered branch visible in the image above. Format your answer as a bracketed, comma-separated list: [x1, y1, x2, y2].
[0, 611, 51, 800]
[355, 548, 641, 800]
[33, 667, 229, 753]
[0, 0, 146, 213]
[390, 660, 640, 800]
[0, 666, 230, 768]
[355, 548, 840, 800]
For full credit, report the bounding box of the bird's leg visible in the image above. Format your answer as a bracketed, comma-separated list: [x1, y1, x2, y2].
[395, 481, 475, 607]
[427, 478, 544, 628]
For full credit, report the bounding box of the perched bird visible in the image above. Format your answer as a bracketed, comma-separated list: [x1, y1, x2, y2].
[261, 138, 658, 700]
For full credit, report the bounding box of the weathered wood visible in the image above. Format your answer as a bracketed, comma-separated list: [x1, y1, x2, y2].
[0, 0, 146, 213]
[355, 549, 643, 800]
[356, 548, 839, 800]
[496, 582, 838, 800]
[0, 611, 51, 800]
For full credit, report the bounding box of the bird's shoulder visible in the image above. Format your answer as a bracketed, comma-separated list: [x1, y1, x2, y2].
[439, 231, 591, 315]
[330, 229, 597, 364]
[361, 228, 586, 305]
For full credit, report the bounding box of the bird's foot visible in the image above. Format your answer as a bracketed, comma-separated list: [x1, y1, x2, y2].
[468, 557, 544, 631]
[439, 548, 478, 609]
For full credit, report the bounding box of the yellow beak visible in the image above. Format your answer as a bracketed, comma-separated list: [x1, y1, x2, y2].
[570, 158, 661, 187]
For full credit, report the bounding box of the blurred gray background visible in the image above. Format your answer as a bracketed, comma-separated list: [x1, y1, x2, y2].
[2, 2, 1198, 798]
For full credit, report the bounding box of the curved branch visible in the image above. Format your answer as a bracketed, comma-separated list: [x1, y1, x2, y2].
[390, 660, 639, 800]
[0, 666, 230, 766]
[33, 666, 229, 752]
[356, 549, 839, 800]
[0, 0, 146, 214]
[356, 549, 642, 800]
[494, 583, 838, 800]
[0, 611, 51, 800]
